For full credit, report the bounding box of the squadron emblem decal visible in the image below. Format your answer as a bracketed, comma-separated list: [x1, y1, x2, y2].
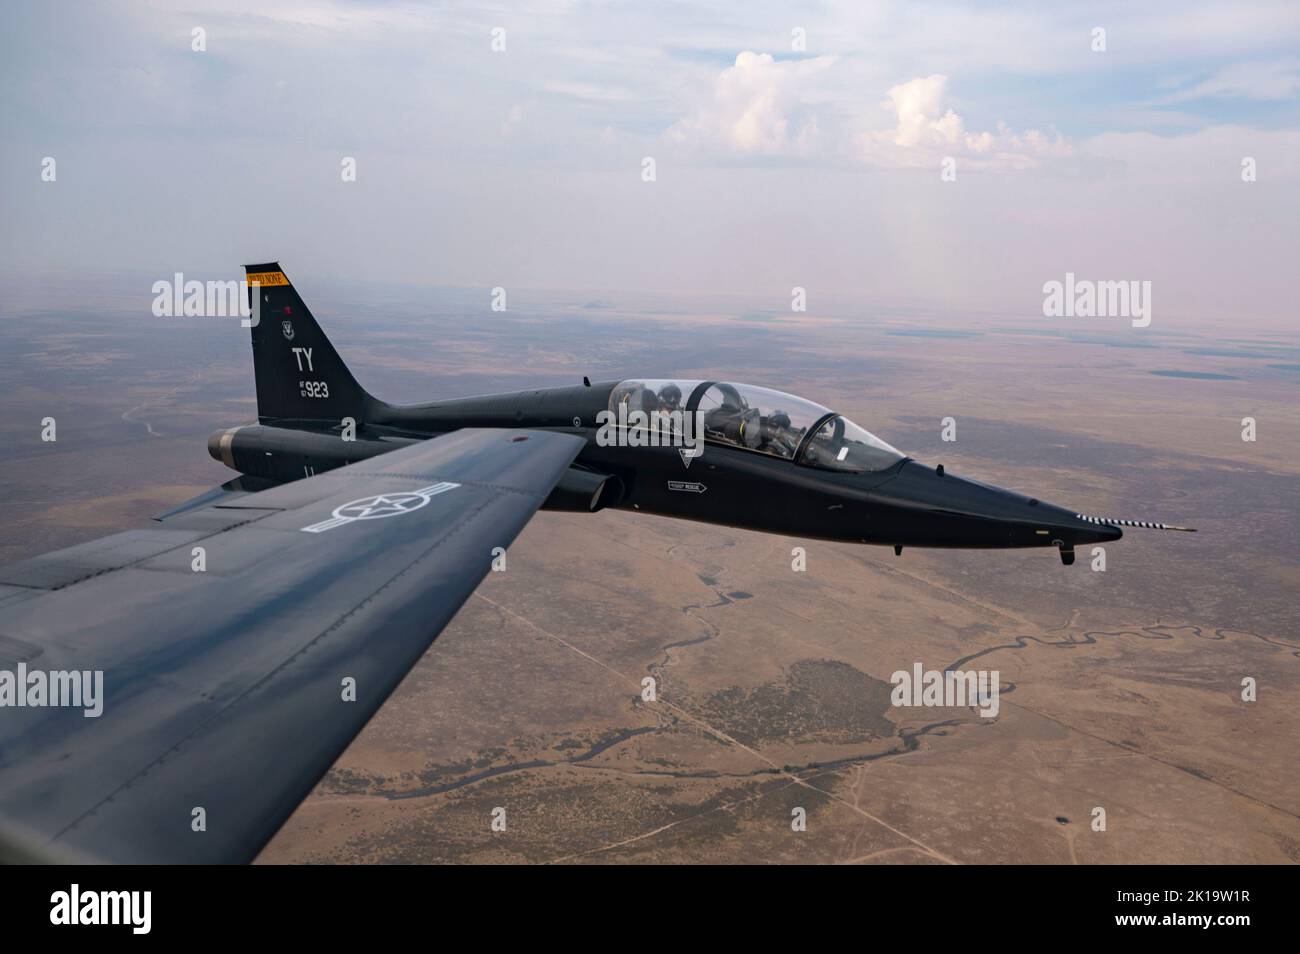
[281, 320, 295, 341]
[301, 482, 460, 533]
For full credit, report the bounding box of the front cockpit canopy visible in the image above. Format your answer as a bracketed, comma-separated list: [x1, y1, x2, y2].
[608, 379, 904, 472]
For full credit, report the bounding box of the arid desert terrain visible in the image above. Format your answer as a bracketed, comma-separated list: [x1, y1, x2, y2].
[2, 274, 1296, 863]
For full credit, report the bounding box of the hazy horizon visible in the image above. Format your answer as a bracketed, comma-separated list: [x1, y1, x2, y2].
[3, 1, 1298, 329]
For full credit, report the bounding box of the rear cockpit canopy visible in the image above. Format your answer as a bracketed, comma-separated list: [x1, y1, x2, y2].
[608, 379, 904, 472]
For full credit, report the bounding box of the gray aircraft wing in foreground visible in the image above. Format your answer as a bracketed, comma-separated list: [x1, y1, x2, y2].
[0, 428, 585, 863]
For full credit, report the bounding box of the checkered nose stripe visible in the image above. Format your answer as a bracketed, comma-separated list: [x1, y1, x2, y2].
[1076, 514, 1167, 529]
[1073, 514, 1195, 532]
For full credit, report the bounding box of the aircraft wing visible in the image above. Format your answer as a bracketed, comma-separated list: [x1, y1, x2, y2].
[0, 428, 585, 863]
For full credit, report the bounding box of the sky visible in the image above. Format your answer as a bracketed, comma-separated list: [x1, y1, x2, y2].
[1, 0, 1298, 324]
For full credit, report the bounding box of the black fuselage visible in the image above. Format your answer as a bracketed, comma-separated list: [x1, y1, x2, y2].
[210, 380, 1121, 563]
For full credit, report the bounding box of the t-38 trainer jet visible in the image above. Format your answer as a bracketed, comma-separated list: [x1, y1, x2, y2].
[0, 263, 1192, 863]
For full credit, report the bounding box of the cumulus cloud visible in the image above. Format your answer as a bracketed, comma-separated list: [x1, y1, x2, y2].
[670, 56, 1069, 171]
[858, 74, 1071, 170]
[667, 51, 836, 157]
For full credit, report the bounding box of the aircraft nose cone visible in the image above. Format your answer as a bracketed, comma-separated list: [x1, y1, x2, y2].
[1041, 503, 1123, 544]
[1071, 513, 1124, 542]
[869, 461, 1123, 548]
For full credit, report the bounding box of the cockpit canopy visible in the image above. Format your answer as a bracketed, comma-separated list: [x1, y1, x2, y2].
[608, 379, 905, 473]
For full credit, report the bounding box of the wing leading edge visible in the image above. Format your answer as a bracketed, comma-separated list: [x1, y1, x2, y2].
[0, 428, 585, 863]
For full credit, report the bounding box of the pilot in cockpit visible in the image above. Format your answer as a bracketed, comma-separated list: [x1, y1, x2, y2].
[642, 383, 676, 434]
[759, 409, 800, 458]
[657, 383, 682, 414]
